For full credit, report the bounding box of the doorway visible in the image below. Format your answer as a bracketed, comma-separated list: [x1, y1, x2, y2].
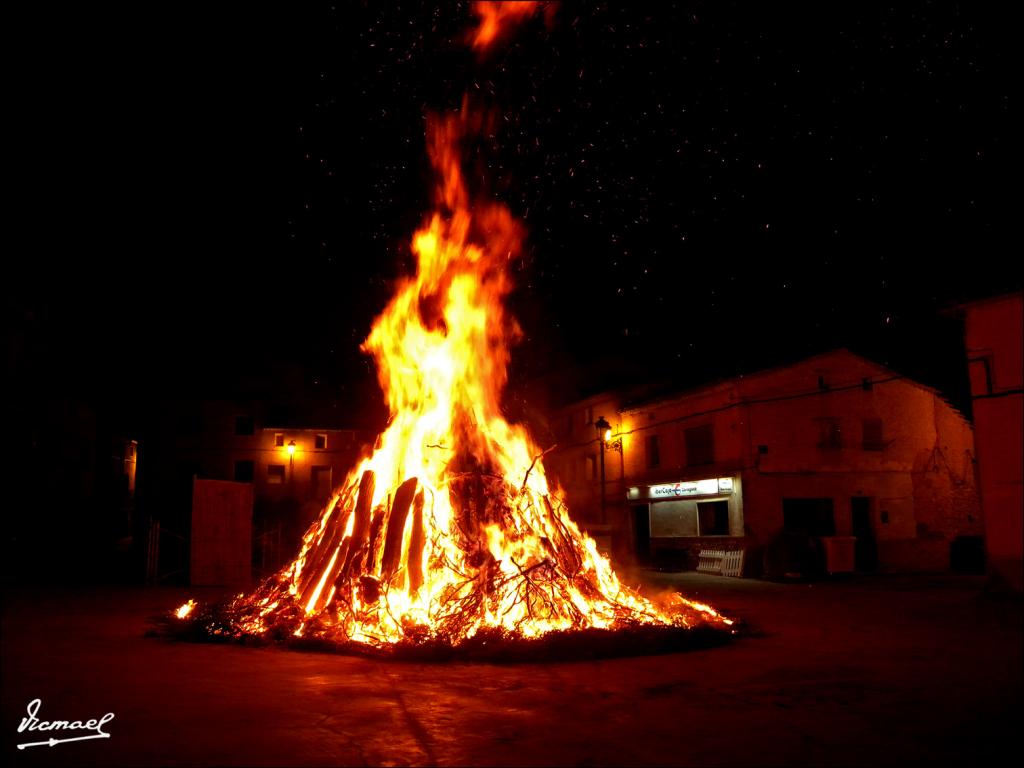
[851, 496, 877, 571]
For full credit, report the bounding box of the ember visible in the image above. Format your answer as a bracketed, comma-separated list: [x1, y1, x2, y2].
[172, 2, 734, 654]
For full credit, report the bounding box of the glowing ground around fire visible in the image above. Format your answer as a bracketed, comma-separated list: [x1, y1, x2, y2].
[153, 591, 739, 663]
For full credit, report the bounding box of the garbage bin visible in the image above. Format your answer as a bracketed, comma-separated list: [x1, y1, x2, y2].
[821, 536, 857, 574]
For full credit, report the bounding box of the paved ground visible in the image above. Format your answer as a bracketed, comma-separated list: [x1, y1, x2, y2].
[2, 572, 1021, 766]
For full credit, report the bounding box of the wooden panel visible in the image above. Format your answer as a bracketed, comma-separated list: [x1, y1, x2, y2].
[191, 479, 253, 586]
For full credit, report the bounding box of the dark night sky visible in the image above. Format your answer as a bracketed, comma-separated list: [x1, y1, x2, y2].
[9, 2, 1015, 422]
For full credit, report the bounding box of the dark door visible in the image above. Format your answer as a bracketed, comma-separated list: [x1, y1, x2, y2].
[780, 498, 834, 578]
[851, 496, 877, 571]
[782, 498, 836, 536]
[633, 504, 651, 564]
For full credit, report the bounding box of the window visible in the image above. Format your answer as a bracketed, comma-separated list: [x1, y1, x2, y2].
[267, 464, 285, 484]
[646, 435, 661, 469]
[586, 455, 597, 481]
[968, 357, 992, 396]
[862, 418, 885, 451]
[234, 460, 254, 483]
[274, 433, 285, 447]
[816, 417, 842, 450]
[697, 500, 730, 535]
[583, 406, 593, 426]
[315, 433, 327, 449]
[685, 424, 714, 466]
[235, 415, 254, 436]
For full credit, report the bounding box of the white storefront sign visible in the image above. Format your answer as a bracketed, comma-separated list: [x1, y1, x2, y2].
[649, 477, 732, 499]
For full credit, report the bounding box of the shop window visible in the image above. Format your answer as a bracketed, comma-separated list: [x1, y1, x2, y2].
[650, 500, 699, 537]
[816, 417, 842, 450]
[685, 424, 714, 466]
[862, 418, 885, 451]
[646, 435, 661, 469]
[267, 464, 285, 484]
[697, 500, 730, 535]
[315, 433, 327, 449]
[234, 460, 254, 483]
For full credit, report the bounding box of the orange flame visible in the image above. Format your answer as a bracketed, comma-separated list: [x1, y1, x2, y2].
[470, 1, 543, 52]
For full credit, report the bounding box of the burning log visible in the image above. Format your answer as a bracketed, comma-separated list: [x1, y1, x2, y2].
[298, 470, 373, 615]
[406, 489, 427, 595]
[365, 500, 388, 576]
[381, 477, 419, 583]
[358, 575, 381, 604]
[341, 469, 376, 576]
[296, 480, 356, 597]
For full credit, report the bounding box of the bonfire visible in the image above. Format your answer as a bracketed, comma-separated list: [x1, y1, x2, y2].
[171, 2, 734, 656]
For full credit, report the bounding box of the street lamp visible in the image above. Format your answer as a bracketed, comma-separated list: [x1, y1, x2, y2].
[594, 417, 623, 525]
[287, 440, 296, 481]
[594, 417, 610, 523]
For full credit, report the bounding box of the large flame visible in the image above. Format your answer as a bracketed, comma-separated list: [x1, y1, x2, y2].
[470, 1, 543, 52]
[186, 3, 731, 649]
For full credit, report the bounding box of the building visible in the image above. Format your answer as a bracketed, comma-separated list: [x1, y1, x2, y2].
[140, 400, 373, 581]
[546, 349, 981, 574]
[957, 293, 1023, 591]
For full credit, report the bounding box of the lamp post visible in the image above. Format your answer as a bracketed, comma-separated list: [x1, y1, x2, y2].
[287, 440, 296, 482]
[594, 417, 611, 523]
[594, 416, 623, 525]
